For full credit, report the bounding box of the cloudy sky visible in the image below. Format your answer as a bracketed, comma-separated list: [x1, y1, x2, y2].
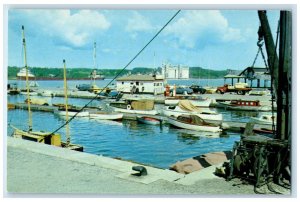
[8, 9, 280, 70]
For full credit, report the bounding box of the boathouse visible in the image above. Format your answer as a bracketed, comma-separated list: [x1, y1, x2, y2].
[116, 74, 165, 95]
[224, 67, 271, 88]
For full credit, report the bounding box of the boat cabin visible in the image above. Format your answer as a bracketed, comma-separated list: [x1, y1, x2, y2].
[116, 74, 165, 95]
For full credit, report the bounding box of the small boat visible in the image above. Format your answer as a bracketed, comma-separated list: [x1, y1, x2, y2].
[137, 116, 161, 125]
[25, 97, 49, 106]
[167, 115, 222, 133]
[89, 111, 123, 120]
[20, 89, 38, 96]
[40, 90, 54, 97]
[7, 83, 20, 95]
[54, 106, 89, 117]
[249, 89, 271, 96]
[218, 100, 271, 111]
[250, 114, 276, 125]
[162, 100, 222, 125]
[110, 100, 159, 115]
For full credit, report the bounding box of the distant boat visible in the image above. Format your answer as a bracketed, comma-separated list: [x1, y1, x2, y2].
[20, 89, 38, 96]
[218, 100, 271, 111]
[89, 111, 123, 120]
[7, 83, 20, 95]
[137, 116, 162, 125]
[17, 67, 35, 80]
[250, 114, 277, 125]
[167, 115, 222, 133]
[162, 100, 223, 125]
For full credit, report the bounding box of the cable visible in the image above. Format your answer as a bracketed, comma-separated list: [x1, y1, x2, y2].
[49, 10, 181, 135]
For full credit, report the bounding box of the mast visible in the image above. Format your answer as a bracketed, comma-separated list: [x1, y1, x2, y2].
[22, 25, 32, 132]
[63, 59, 70, 145]
[93, 42, 96, 85]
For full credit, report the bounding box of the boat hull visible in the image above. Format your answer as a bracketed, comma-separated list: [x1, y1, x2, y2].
[137, 116, 161, 125]
[219, 102, 271, 111]
[167, 117, 222, 133]
[89, 112, 123, 120]
[112, 107, 158, 115]
[54, 110, 89, 117]
[250, 117, 276, 125]
[162, 107, 222, 125]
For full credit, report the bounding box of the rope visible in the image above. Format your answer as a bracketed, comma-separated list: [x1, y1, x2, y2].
[49, 10, 181, 135]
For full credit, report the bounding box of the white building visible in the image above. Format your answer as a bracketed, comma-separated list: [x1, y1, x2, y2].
[161, 63, 189, 79]
[116, 74, 165, 95]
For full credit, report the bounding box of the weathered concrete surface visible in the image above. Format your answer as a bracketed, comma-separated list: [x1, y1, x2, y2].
[6, 137, 284, 195]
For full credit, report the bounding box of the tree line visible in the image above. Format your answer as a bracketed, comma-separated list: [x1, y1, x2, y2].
[8, 66, 228, 79]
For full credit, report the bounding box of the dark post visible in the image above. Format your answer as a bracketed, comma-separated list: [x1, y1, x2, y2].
[278, 11, 292, 141]
[258, 11, 279, 98]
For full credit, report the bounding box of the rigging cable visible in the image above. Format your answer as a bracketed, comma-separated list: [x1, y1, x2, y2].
[49, 10, 181, 135]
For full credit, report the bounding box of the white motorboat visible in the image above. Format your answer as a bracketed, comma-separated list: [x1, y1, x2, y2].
[89, 111, 123, 120]
[167, 115, 222, 133]
[54, 108, 89, 117]
[250, 114, 277, 125]
[162, 100, 222, 125]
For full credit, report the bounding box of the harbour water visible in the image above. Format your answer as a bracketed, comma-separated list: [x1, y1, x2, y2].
[7, 79, 260, 169]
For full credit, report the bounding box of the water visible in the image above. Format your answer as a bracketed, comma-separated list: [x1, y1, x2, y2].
[7, 79, 259, 169]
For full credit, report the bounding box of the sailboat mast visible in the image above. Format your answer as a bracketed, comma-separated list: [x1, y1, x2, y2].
[93, 42, 96, 85]
[63, 59, 70, 145]
[22, 25, 32, 132]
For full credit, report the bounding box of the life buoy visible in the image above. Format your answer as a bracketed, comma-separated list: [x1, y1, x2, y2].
[127, 105, 131, 110]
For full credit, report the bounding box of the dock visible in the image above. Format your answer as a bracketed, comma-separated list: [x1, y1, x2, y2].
[9, 103, 273, 133]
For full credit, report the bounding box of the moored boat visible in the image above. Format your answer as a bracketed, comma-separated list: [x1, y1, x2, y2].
[137, 116, 162, 125]
[89, 111, 123, 120]
[110, 100, 159, 115]
[162, 100, 222, 125]
[250, 114, 277, 125]
[167, 115, 222, 133]
[218, 100, 271, 111]
[54, 106, 89, 117]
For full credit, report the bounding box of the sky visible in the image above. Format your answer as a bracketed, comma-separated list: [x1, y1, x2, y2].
[7, 9, 280, 70]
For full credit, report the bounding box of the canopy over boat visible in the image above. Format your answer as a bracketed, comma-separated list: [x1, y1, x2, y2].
[178, 100, 202, 113]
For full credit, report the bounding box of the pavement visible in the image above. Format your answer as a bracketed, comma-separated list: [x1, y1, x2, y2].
[5, 137, 289, 196]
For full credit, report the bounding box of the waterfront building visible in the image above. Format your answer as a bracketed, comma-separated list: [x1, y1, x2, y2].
[116, 74, 165, 95]
[161, 63, 189, 79]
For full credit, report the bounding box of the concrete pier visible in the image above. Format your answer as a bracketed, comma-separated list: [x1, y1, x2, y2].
[6, 137, 258, 194]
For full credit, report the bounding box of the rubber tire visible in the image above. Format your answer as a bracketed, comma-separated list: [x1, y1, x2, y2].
[237, 90, 244, 95]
